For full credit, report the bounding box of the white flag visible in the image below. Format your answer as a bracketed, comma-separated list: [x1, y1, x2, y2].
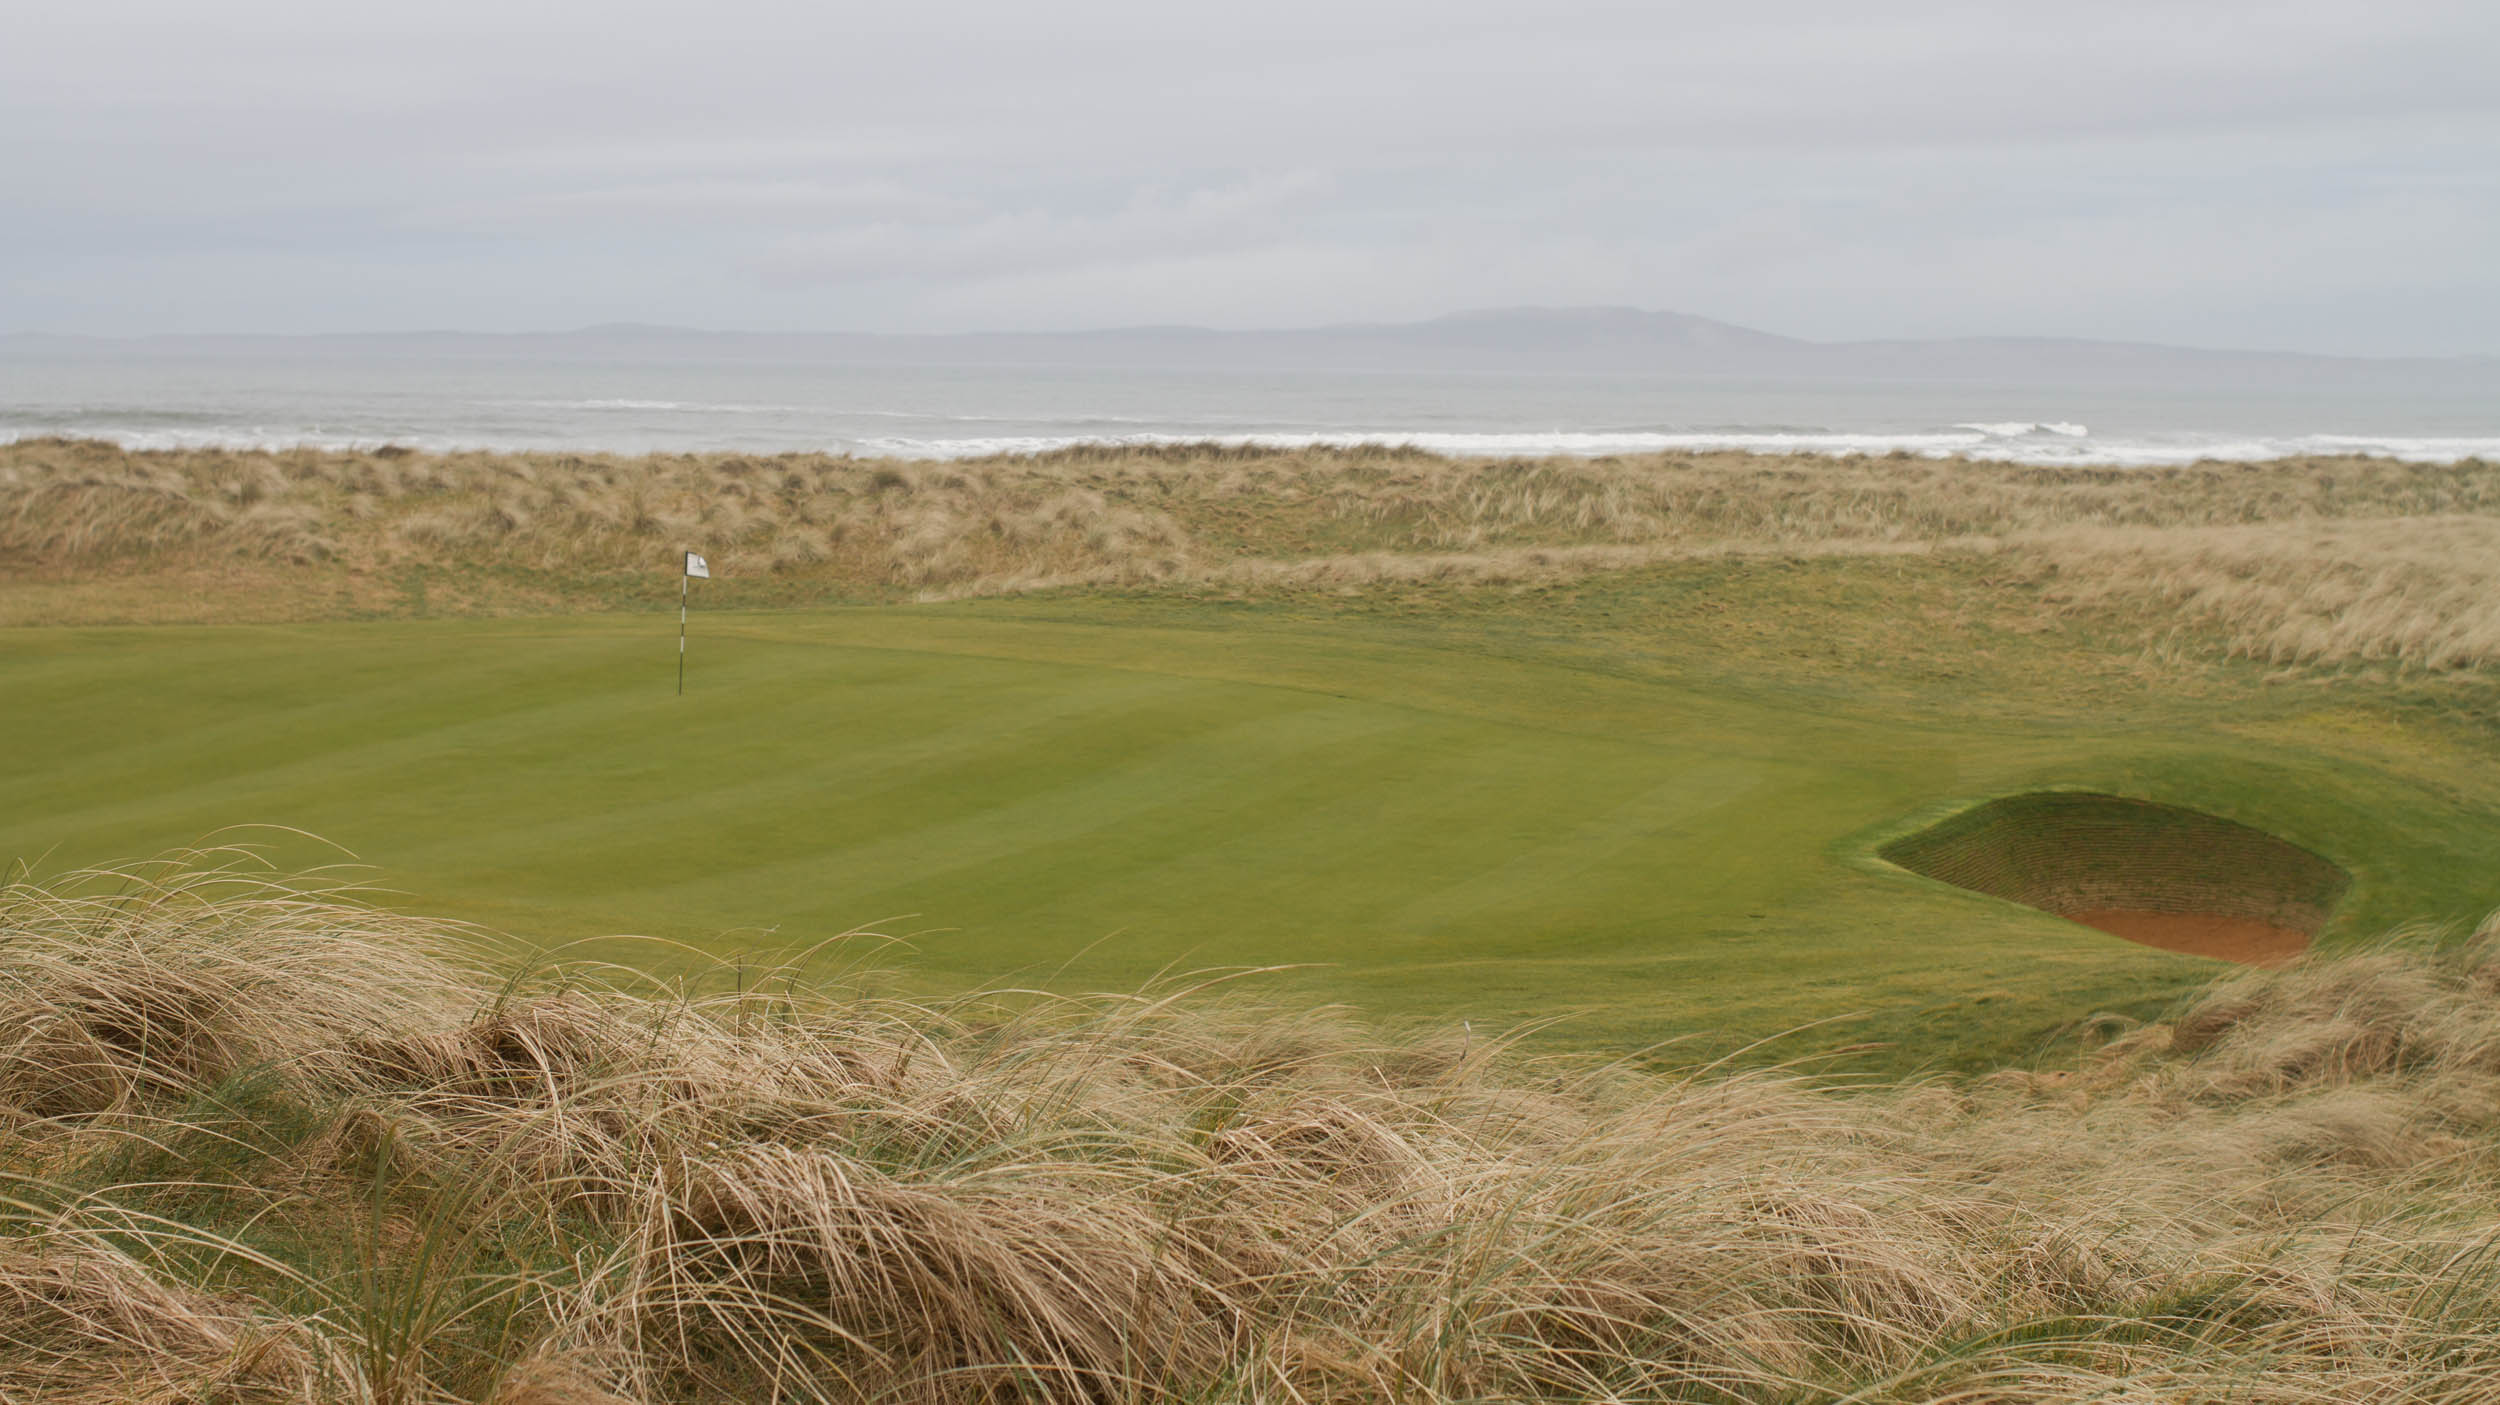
[684, 551, 711, 579]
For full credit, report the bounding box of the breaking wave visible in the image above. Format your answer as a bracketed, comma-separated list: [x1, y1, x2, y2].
[9, 421, 2500, 467]
[1952, 421, 2090, 439]
[852, 428, 2500, 467]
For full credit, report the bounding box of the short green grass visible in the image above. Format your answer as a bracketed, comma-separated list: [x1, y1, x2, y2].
[5, 560, 2497, 1074]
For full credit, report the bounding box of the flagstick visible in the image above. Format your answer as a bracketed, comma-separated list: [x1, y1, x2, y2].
[678, 569, 688, 696]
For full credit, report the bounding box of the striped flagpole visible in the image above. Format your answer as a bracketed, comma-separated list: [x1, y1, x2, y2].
[678, 551, 710, 693]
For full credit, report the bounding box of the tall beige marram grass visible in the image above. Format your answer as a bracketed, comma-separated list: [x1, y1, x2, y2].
[4, 854, 2500, 1401]
[14, 437, 2500, 585]
[0, 437, 1201, 591]
[10, 437, 2500, 668]
[9, 437, 2496, 567]
[2027, 516, 2500, 670]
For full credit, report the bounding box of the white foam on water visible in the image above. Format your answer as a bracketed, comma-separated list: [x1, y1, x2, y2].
[0, 426, 420, 453]
[1954, 421, 2090, 438]
[858, 430, 1976, 459]
[519, 402, 1160, 424]
[8, 423, 2499, 467]
[851, 428, 2500, 466]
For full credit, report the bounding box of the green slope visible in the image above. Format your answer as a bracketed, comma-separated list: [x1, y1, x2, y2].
[3, 603, 2493, 1072]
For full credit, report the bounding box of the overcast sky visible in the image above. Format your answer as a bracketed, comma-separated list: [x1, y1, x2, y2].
[6, 1, 2495, 353]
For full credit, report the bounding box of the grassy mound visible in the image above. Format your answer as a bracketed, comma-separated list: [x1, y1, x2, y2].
[4, 857, 2500, 1402]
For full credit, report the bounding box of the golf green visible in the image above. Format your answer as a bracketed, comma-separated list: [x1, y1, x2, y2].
[4, 605, 2492, 1070]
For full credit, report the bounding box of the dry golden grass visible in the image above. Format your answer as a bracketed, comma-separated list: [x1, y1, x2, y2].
[2, 853, 2500, 1401]
[2028, 516, 2500, 671]
[6, 437, 2498, 668]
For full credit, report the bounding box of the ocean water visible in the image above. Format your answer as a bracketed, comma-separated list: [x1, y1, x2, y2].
[3, 355, 2496, 466]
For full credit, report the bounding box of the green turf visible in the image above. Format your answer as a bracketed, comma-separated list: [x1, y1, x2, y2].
[4, 592, 2496, 1074]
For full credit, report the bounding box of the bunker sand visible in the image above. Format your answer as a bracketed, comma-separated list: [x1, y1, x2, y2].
[1883, 792, 2349, 966]
[2068, 909, 2312, 965]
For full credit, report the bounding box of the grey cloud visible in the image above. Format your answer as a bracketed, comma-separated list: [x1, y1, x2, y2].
[3, 0, 2495, 351]
[749, 173, 1334, 283]
[426, 179, 973, 232]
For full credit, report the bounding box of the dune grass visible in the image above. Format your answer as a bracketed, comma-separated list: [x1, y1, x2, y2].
[3, 855, 2500, 1403]
[8, 438, 2500, 669]
[2027, 516, 2500, 672]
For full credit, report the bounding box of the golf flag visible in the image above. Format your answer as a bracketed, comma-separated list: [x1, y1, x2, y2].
[677, 551, 707, 695]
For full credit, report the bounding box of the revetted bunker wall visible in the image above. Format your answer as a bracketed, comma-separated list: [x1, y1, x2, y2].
[1880, 792, 2350, 936]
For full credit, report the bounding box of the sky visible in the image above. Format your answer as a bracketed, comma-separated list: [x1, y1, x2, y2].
[5, 0, 2496, 354]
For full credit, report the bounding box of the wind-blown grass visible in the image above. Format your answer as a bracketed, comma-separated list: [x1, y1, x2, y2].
[2028, 516, 2500, 671]
[7, 437, 2498, 668]
[4, 853, 2500, 1402]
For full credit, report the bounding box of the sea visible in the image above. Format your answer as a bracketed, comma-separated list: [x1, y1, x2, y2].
[4, 354, 2496, 467]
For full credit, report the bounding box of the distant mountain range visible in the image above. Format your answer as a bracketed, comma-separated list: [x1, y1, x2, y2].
[7, 307, 2493, 390]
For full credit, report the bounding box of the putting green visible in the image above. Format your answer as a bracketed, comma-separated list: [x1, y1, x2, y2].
[3, 605, 2492, 1070]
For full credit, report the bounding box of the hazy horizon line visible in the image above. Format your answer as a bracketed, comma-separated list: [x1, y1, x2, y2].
[6, 306, 2493, 364]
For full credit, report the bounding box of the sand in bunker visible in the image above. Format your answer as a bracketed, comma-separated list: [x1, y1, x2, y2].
[2067, 909, 2311, 966]
[1882, 793, 2349, 968]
